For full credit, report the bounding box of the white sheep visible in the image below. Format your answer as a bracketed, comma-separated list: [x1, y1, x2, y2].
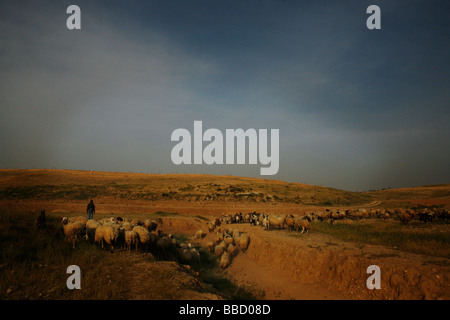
[207, 221, 215, 233]
[227, 243, 238, 257]
[267, 215, 285, 230]
[132, 226, 151, 250]
[62, 220, 86, 249]
[69, 216, 88, 224]
[122, 221, 132, 231]
[124, 230, 138, 251]
[94, 224, 120, 252]
[130, 218, 142, 226]
[190, 247, 200, 263]
[237, 233, 250, 252]
[219, 251, 231, 268]
[214, 244, 224, 257]
[194, 229, 207, 239]
[85, 219, 100, 242]
[224, 235, 234, 247]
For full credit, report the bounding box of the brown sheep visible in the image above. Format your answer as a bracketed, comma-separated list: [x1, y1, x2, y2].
[206, 241, 215, 253]
[285, 215, 295, 231]
[294, 219, 310, 233]
[269, 215, 286, 230]
[399, 213, 412, 225]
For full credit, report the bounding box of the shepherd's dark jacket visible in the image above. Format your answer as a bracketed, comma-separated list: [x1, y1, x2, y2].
[87, 202, 95, 212]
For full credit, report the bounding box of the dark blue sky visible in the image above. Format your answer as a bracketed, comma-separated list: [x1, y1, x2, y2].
[0, 0, 449, 190]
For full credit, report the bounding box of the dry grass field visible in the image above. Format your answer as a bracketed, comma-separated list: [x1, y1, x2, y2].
[0, 169, 449, 300]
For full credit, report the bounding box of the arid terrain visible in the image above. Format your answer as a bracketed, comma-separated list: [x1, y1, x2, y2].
[0, 169, 449, 300]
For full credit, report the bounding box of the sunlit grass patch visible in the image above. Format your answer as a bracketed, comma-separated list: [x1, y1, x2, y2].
[311, 220, 450, 259]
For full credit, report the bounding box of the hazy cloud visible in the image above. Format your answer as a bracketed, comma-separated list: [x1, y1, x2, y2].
[0, 0, 448, 190]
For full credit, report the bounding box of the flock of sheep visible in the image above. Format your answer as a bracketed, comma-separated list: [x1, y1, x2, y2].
[210, 206, 449, 234]
[57, 206, 448, 270]
[213, 212, 311, 233]
[60, 216, 201, 265]
[194, 206, 449, 268]
[199, 222, 250, 269]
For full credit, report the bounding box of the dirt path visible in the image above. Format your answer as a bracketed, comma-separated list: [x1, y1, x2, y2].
[362, 201, 382, 207]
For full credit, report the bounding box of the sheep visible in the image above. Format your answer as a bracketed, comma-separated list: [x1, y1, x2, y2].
[227, 243, 238, 257]
[95, 224, 120, 252]
[381, 212, 390, 221]
[294, 219, 310, 233]
[206, 241, 215, 253]
[86, 219, 99, 229]
[144, 219, 158, 231]
[130, 218, 141, 227]
[262, 214, 269, 229]
[285, 215, 295, 231]
[194, 229, 207, 239]
[69, 216, 88, 224]
[85, 219, 100, 242]
[315, 211, 326, 221]
[267, 215, 285, 231]
[190, 247, 201, 264]
[418, 211, 433, 224]
[149, 231, 159, 245]
[224, 235, 234, 247]
[207, 221, 216, 233]
[214, 231, 224, 245]
[124, 230, 138, 251]
[399, 213, 412, 225]
[219, 240, 228, 251]
[62, 220, 86, 249]
[133, 226, 151, 250]
[237, 233, 250, 252]
[176, 247, 192, 264]
[250, 212, 260, 226]
[122, 221, 132, 231]
[214, 244, 225, 257]
[223, 214, 232, 224]
[219, 251, 231, 268]
[330, 211, 339, 220]
[155, 236, 172, 257]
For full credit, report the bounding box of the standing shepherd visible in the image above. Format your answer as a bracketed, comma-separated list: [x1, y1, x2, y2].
[36, 210, 46, 230]
[87, 199, 95, 220]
